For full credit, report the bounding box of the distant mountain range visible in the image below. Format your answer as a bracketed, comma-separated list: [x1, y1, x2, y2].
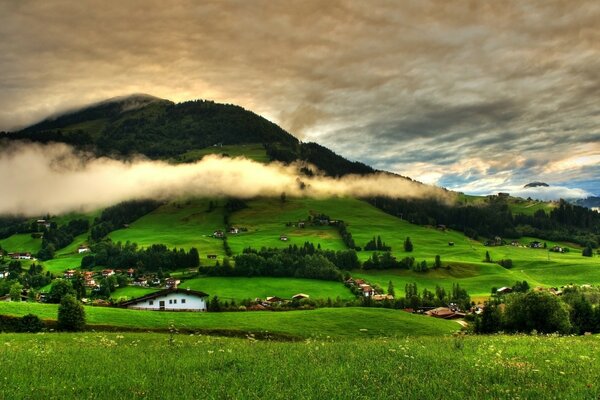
[0, 94, 375, 177]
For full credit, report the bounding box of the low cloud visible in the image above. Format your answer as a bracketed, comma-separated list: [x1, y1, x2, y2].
[0, 142, 452, 216]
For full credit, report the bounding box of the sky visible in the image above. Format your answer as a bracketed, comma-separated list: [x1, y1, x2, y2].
[0, 0, 598, 198]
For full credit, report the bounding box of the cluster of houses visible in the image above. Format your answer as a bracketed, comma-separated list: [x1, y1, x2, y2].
[7, 252, 33, 260]
[344, 277, 393, 301]
[247, 293, 311, 310]
[213, 227, 248, 238]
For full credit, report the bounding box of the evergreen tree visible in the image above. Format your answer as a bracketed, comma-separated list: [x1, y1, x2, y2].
[387, 280, 395, 297]
[404, 237, 413, 252]
[57, 294, 86, 331]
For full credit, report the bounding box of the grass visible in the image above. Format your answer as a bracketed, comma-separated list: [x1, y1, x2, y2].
[0, 302, 457, 339]
[227, 197, 347, 254]
[0, 233, 41, 253]
[181, 276, 353, 302]
[110, 286, 159, 301]
[108, 198, 225, 262]
[172, 143, 270, 164]
[40, 254, 85, 275]
[0, 333, 599, 399]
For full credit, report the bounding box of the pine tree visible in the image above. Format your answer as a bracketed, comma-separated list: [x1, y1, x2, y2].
[404, 237, 413, 252]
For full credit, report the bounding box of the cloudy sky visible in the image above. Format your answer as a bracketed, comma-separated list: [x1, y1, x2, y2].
[1, 0, 598, 198]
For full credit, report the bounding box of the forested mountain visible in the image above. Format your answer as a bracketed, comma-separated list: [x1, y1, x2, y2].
[1, 94, 373, 177]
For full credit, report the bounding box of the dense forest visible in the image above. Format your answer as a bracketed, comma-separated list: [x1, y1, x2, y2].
[369, 197, 600, 247]
[200, 242, 360, 281]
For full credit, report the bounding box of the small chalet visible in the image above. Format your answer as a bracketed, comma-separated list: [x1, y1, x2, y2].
[448, 242, 455, 246]
[279, 235, 288, 241]
[64, 269, 76, 278]
[165, 278, 180, 289]
[133, 278, 148, 287]
[372, 294, 394, 301]
[102, 269, 115, 277]
[120, 288, 209, 311]
[10, 252, 32, 260]
[0, 270, 9, 279]
[127, 268, 135, 277]
[78, 246, 91, 254]
[213, 230, 225, 238]
[207, 254, 218, 259]
[496, 287, 513, 295]
[228, 227, 239, 234]
[360, 285, 375, 297]
[529, 241, 543, 248]
[291, 293, 309, 300]
[425, 307, 464, 319]
[266, 296, 283, 303]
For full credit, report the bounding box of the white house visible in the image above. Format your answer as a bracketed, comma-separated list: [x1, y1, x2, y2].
[120, 288, 209, 311]
[0, 270, 9, 279]
[78, 246, 91, 254]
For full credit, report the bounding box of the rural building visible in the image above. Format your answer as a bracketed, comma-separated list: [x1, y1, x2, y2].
[165, 278, 180, 289]
[9, 252, 32, 260]
[0, 270, 9, 279]
[78, 246, 90, 253]
[120, 288, 209, 311]
[292, 293, 309, 300]
[266, 296, 283, 303]
[279, 235, 288, 241]
[64, 269, 76, 278]
[102, 269, 115, 277]
[372, 294, 394, 301]
[213, 230, 224, 238]
[425, 307, 464, 319]
[207, 254, 217, 259]
[496, 287, 513, 294]
[228, 227, 239, 234]
[133, 278, 148, 287]
[127, 268, 135, 277]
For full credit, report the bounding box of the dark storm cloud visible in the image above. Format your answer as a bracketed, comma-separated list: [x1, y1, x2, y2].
[0, 0, 598, 196]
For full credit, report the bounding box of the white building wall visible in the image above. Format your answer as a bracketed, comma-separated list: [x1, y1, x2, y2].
[127, 292, 207, 311]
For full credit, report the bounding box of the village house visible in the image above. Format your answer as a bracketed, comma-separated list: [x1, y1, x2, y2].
[360, 284, 375, 297]
[127, 268, 135, 277]
[78, 246, 91, 254]
[266, 296, 283, 303]
[133, 278, 148, 287]
[425, 307, 465, 319]
[448, 242, 454, 246]
[213, 230, 225, 238]
[102, 269, 115, 277]
[36, 219, 51, 229]
[64, 269, 76, 279]
[165, 278, 180, 289]
[372, 294, 394, 301]
[279, 235, 288, 241]
[228, 227, 239, 234]
[207, 254, 217, 259]
[496, 287, 513, 295]
[9, 252, 32, 260]
[0, 270, 9, 279]
[120, 288, 209, 311]
[291, 293, 309, 300]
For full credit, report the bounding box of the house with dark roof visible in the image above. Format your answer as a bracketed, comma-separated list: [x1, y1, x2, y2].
[120, 288, 209, 311]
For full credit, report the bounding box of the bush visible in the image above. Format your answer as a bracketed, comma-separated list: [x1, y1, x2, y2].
[19, 314, 44, 333]
[57, 294, 86, 331]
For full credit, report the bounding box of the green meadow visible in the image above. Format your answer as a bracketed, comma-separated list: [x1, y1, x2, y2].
[180, 276, 352, 302]
[0, 333, 598, 400]
[110, 286, 158, 301]
[173, 143, 270, 163]
[108, 199, 226, 261]
[0, 233, 41, 254]
[0, 303, 457, 338]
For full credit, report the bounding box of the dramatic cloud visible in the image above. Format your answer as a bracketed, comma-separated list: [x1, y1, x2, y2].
[0, 1, 598, 195]
[0, 142, 451, 216]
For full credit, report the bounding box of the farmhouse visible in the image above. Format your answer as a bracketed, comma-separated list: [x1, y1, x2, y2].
[133, 278, 148, 286]
[228, 227, 239, 234]
[425, 307, 464, 319]
[102, 269, 115, 277]
[0, 270, 9, 279]
[496, 287, 513, 295]
[207, 254, 218, 259]
[279, 235, 288, 241]
[9, 252, 32, 260]
[64, 269, 76, 278]
[292, 293, 309, 300]
[213, 230, 225, 238]
[78, 246, 90, 253]
[120, 288, 209, 311]
[165, 278, 180, 289]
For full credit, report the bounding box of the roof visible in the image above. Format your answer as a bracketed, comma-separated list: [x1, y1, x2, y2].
[120, 288, 209, 307]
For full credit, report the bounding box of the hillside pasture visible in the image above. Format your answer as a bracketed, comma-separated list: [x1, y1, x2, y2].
[173, 143, 270, 163]
[108, 199, 225, 262]
[0, 233, 41, 254]
[0, 303, 458, 338]
[181, 276, 352, 302]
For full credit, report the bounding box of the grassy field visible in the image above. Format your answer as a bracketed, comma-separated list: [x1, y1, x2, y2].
[40, 254, 85, 275]
[108, 199, 226, 262]
[173, 143, 270, 163]
[110, 286, 159, 301]
[0, 233, 41, 253]
[0, 332, 598, 399]
[0, 302, 458, 338]
[181, 276, 353, 302]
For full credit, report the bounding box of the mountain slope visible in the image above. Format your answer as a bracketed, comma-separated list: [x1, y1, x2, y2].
[2, 95, 374, 176]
